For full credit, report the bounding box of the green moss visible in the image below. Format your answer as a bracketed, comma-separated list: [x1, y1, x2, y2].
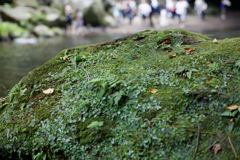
[1, 29, 240, 159]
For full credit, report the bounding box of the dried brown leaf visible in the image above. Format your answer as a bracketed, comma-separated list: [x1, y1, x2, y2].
[226, 105, 238, 110]
[43, 88, 54, 95]
[183, 73, 187, 79]
[161, 38, 171, 45]
[149, 89, 158, 93]
[214, 144, 221, 155]
[10, 117, 16, 124]
[146, 119, 151, 127]
[134, 35, 145, 41]
[63, 55, 68, 61]
[230, 118, 234, 122]
[213, 38, 219, 44]
[132, 55, 138, 59]
[207, 63, 211, 67]
[110, 54, 116, 59]
[184, 47, 196, 53]
[169, 53, 178, 58]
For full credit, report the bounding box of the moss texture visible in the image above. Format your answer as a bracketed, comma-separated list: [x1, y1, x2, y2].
[0, 29, 240, 159]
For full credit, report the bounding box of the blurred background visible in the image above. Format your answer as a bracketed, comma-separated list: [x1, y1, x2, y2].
[0, 0, 240, 97]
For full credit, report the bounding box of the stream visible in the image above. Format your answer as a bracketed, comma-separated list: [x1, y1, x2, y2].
[1, 30, 240, 97]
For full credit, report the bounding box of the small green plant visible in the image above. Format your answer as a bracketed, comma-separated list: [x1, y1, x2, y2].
[87, 121, 104, 129]
[89, 72, 121, 98]
[175, 66, 198, 79]
[208, 62, 218, 71]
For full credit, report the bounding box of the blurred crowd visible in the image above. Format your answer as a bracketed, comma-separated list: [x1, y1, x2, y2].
[64, 0, 232, 35]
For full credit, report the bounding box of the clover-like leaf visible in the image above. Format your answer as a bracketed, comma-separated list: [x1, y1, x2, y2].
[87, 121, 104, 129]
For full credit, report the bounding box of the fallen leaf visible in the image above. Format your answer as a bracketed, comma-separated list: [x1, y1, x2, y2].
[57, 93, 62, 96]
[108, 90, 115, 94]
[161, 38, 171, 45]
[10, 117, 16, 124]
[149, 89, 158, 93]
[146, 119, 151, 127]
[110, 54, 116, 59]
[230, 118, 234, 122]
[132, 55, 138, 59]
[226, 105, 238, 110]
[213, 38, 219, 44]
[43, 88, 54, 95]
[162, 47, 173, 52]
[188, 52, 195, 55]
[183, 73, 187, 78]
[214, 144, 221, 155]
[63, 55, 68, 61]
[134, 35, 145, 41]
[207, 63, 211, 67]
[169, 53, 178, 58]
[184, 47, 196, 53]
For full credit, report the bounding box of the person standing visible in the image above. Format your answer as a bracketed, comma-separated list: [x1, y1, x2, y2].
[194, 0, 208, 21]
[175, 0, 189, 28]
[221, 0, 231, 20]
[150, 0, 161, 27]
[75, 9, 85, 36]
[64, 5, 73, 35]
[113, 2, 121, 26]
[166, 0, 177, 23]
[138, 0, 152, 27]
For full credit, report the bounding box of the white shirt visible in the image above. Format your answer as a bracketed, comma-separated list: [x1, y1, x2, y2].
[138, 3, 152, 16]
[175, 1, 189, 15]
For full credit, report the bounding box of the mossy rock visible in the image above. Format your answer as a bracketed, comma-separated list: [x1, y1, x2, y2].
[1, 29, 240, 159]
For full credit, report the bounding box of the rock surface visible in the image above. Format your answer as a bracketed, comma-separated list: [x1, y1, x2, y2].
[0, 29, 240, 159]
[0, 6, 35, 22]
[51, 0, 108, 26]
[13, 0, 39, 8]
[33, 24, 54, 37]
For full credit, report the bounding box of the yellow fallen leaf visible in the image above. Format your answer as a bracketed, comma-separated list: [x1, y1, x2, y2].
[63, 55, 68, 61]
[57, 93, 62, 96]
[226, 105, 238, 110]
[149, 89, 158, 93]
[213, 38, 219, 44]
[43, 88, 54, 95]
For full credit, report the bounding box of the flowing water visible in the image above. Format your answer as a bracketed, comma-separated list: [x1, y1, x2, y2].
[1, 30, 240, 97]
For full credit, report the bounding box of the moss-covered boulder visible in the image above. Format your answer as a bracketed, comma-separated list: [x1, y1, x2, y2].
[1, 29, 240, 159]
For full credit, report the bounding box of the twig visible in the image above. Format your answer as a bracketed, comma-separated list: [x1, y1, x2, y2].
[193, 126, 200, 160]
[66, 63, 91, 82]
[219, 136, 227, 144]
[205, 140, 219, 153]
[228, 136, 238, 158]
[186, 129, 216, 135]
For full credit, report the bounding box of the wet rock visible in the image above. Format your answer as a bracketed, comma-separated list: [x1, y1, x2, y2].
[0, 6, 35, 22]
[13, 0, 39, 9]
[38, 6, 62, 26]
[33, 25, 54, 37]
[51, 0, 108, 26]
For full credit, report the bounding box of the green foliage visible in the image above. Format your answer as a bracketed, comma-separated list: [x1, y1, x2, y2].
[89, 72, 121, 98]
[0, 22, 30, 39]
